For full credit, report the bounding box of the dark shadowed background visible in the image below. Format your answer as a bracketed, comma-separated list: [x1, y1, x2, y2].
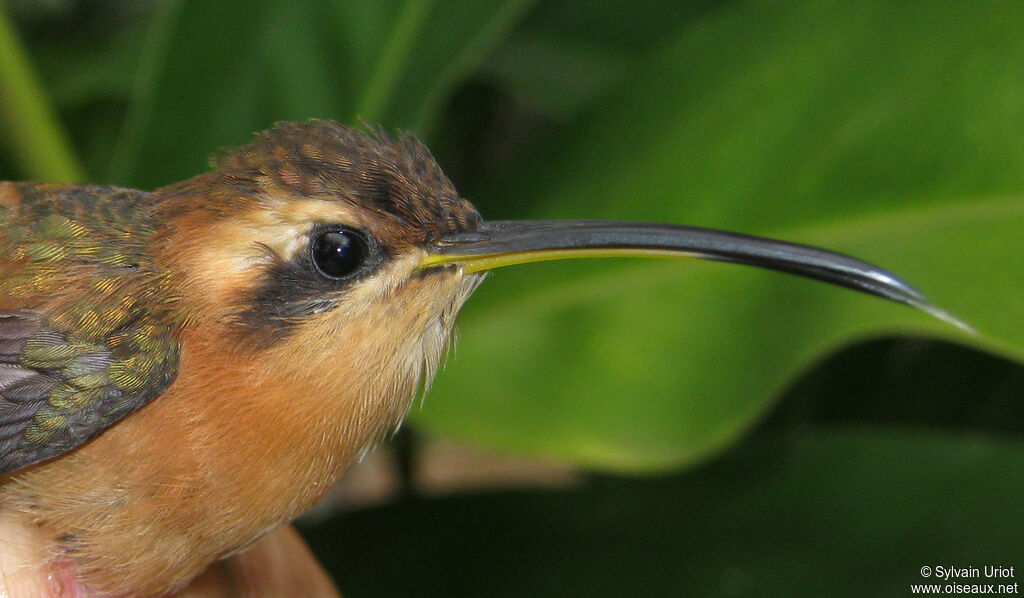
[1, 1, 1022, 596]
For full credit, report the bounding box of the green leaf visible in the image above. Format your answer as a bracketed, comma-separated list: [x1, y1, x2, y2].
[480, 0, 724, 118]
[416, 0, 1024, 469]
[109, 0, 533, 189]
[0, 4, 84, 181]
[305, 429, 1024, 598]
[372, 0, 539, 136]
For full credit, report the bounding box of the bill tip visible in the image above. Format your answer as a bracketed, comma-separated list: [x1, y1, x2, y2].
[914, 302, 976, 335]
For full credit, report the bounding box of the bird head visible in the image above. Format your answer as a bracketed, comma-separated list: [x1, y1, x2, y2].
[147, 120, 963, 466]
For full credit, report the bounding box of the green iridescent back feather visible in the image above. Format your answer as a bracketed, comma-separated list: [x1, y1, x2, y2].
[0, 183, 180, 474]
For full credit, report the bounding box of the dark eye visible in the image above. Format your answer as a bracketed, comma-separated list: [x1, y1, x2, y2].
[312, 229, 367, 278]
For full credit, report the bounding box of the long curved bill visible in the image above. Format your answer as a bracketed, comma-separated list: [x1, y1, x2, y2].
[422, 220, 971, 332]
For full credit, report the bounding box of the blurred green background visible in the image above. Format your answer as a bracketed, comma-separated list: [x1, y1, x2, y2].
[1, 0, 1022, 596]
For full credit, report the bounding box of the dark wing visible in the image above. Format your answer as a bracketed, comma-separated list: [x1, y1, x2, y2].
[0, 182, 180, 475]
[0, 308, 178, 474]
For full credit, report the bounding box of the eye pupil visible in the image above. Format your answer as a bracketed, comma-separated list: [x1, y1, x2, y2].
[312, 230, 365, 278]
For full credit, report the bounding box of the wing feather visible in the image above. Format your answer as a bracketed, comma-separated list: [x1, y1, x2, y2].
[0, 183, 180, 475]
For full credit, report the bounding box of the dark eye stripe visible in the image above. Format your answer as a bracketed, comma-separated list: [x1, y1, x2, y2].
[236, 224, 384, 346]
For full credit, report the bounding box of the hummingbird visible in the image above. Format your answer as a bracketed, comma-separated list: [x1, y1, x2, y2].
[0, 120, 964, 595]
